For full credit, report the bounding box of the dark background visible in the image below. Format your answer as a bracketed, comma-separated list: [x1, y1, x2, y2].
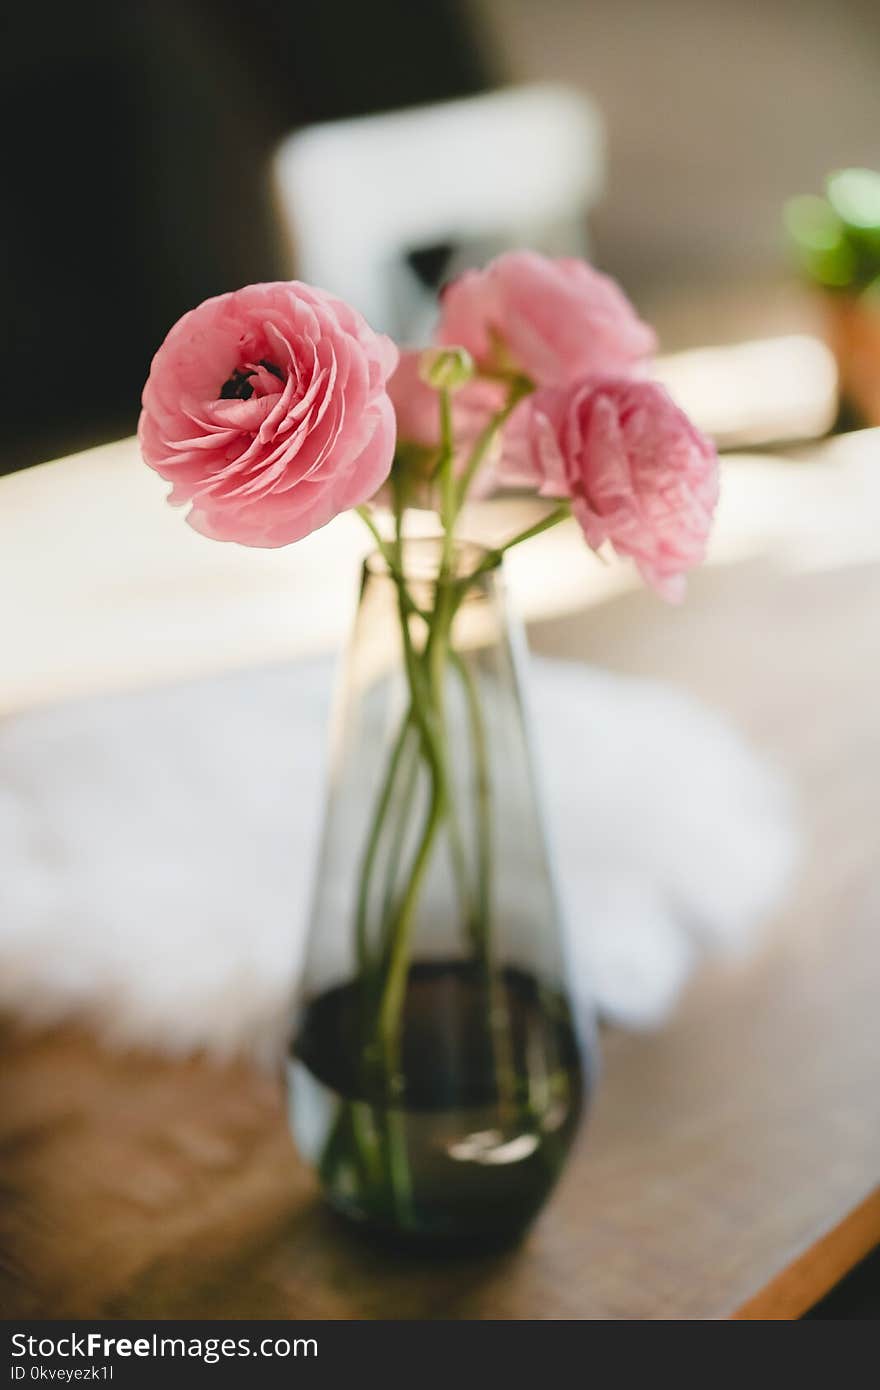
[1, 0, 490, 473]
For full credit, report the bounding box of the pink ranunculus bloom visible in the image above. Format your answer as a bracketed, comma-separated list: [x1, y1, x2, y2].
[139, 282, 398, 547]
[507, 378, 719, 601]
[386, 349, 508, 497]
[436, 251, 657, 388]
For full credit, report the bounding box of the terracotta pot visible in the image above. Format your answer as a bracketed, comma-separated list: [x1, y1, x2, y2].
[823, 292, 880, 427]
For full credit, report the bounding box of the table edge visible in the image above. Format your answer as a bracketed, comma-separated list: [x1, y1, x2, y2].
[730, 1185, 880, 1320]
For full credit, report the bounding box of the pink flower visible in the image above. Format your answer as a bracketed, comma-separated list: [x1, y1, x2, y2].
[507, 378, 719, 600]
[436, 251, 656, 388]
[386, 350, 508, 497]
[139, 282, 398, 547]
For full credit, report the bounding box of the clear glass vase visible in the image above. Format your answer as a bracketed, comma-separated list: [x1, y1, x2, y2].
[287, 539, 593, 1249]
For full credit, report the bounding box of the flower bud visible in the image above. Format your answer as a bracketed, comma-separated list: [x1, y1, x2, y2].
[418, 346, 475, 392]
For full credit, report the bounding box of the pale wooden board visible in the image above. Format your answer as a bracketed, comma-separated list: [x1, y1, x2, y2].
[1, 431, 879, 1318]
[2, 429, 879, 713]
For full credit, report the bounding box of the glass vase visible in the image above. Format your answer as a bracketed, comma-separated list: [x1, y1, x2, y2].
[287, 539, 593, 1249]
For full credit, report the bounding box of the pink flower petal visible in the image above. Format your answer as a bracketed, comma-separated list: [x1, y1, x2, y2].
[139, 281, 398, 547]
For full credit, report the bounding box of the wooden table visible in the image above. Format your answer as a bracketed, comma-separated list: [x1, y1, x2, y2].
[1, 432, 879, 1319]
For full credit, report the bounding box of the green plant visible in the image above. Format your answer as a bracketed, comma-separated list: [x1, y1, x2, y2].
[785, 168, 880, 296]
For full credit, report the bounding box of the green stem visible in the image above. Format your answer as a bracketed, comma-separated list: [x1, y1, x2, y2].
[455, 380, 531, 508]
[430, 592, 475, 933]
[354, 707, 415, 978]
[391, 464, 406, 572]
[451, 649, 491, 947]
[377, 597, 475, 955]
[451, 644, 518, 1128]
[396, 581, 441, 776]
[369, 572, 454, 1102]
[367, 574, 449, 994]
[375, 766, 445, 1081]
[438, 386, 457, 565]
[497, 501, 572, 553]
[464, 502, 572, 588]
[377, 733, 421, 929]
[354, 506, 432, 622]
[355, 504, 395, 571]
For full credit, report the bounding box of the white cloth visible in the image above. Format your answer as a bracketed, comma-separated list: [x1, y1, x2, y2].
[0, 658, 799, 1059]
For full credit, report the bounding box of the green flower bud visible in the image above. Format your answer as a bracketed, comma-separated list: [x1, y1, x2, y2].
[418, 346, 475, 392]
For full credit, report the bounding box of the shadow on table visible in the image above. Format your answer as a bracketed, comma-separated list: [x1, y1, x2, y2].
[107, 1192, 522, 1320]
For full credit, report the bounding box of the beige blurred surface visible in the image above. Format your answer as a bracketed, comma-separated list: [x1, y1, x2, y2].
[1, 428, 879, 714]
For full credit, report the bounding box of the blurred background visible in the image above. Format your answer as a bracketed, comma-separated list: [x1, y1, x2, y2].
[4, 0, 880, 473]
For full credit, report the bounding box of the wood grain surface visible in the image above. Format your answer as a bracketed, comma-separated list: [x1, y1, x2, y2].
[1, 434, 879, 1318]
